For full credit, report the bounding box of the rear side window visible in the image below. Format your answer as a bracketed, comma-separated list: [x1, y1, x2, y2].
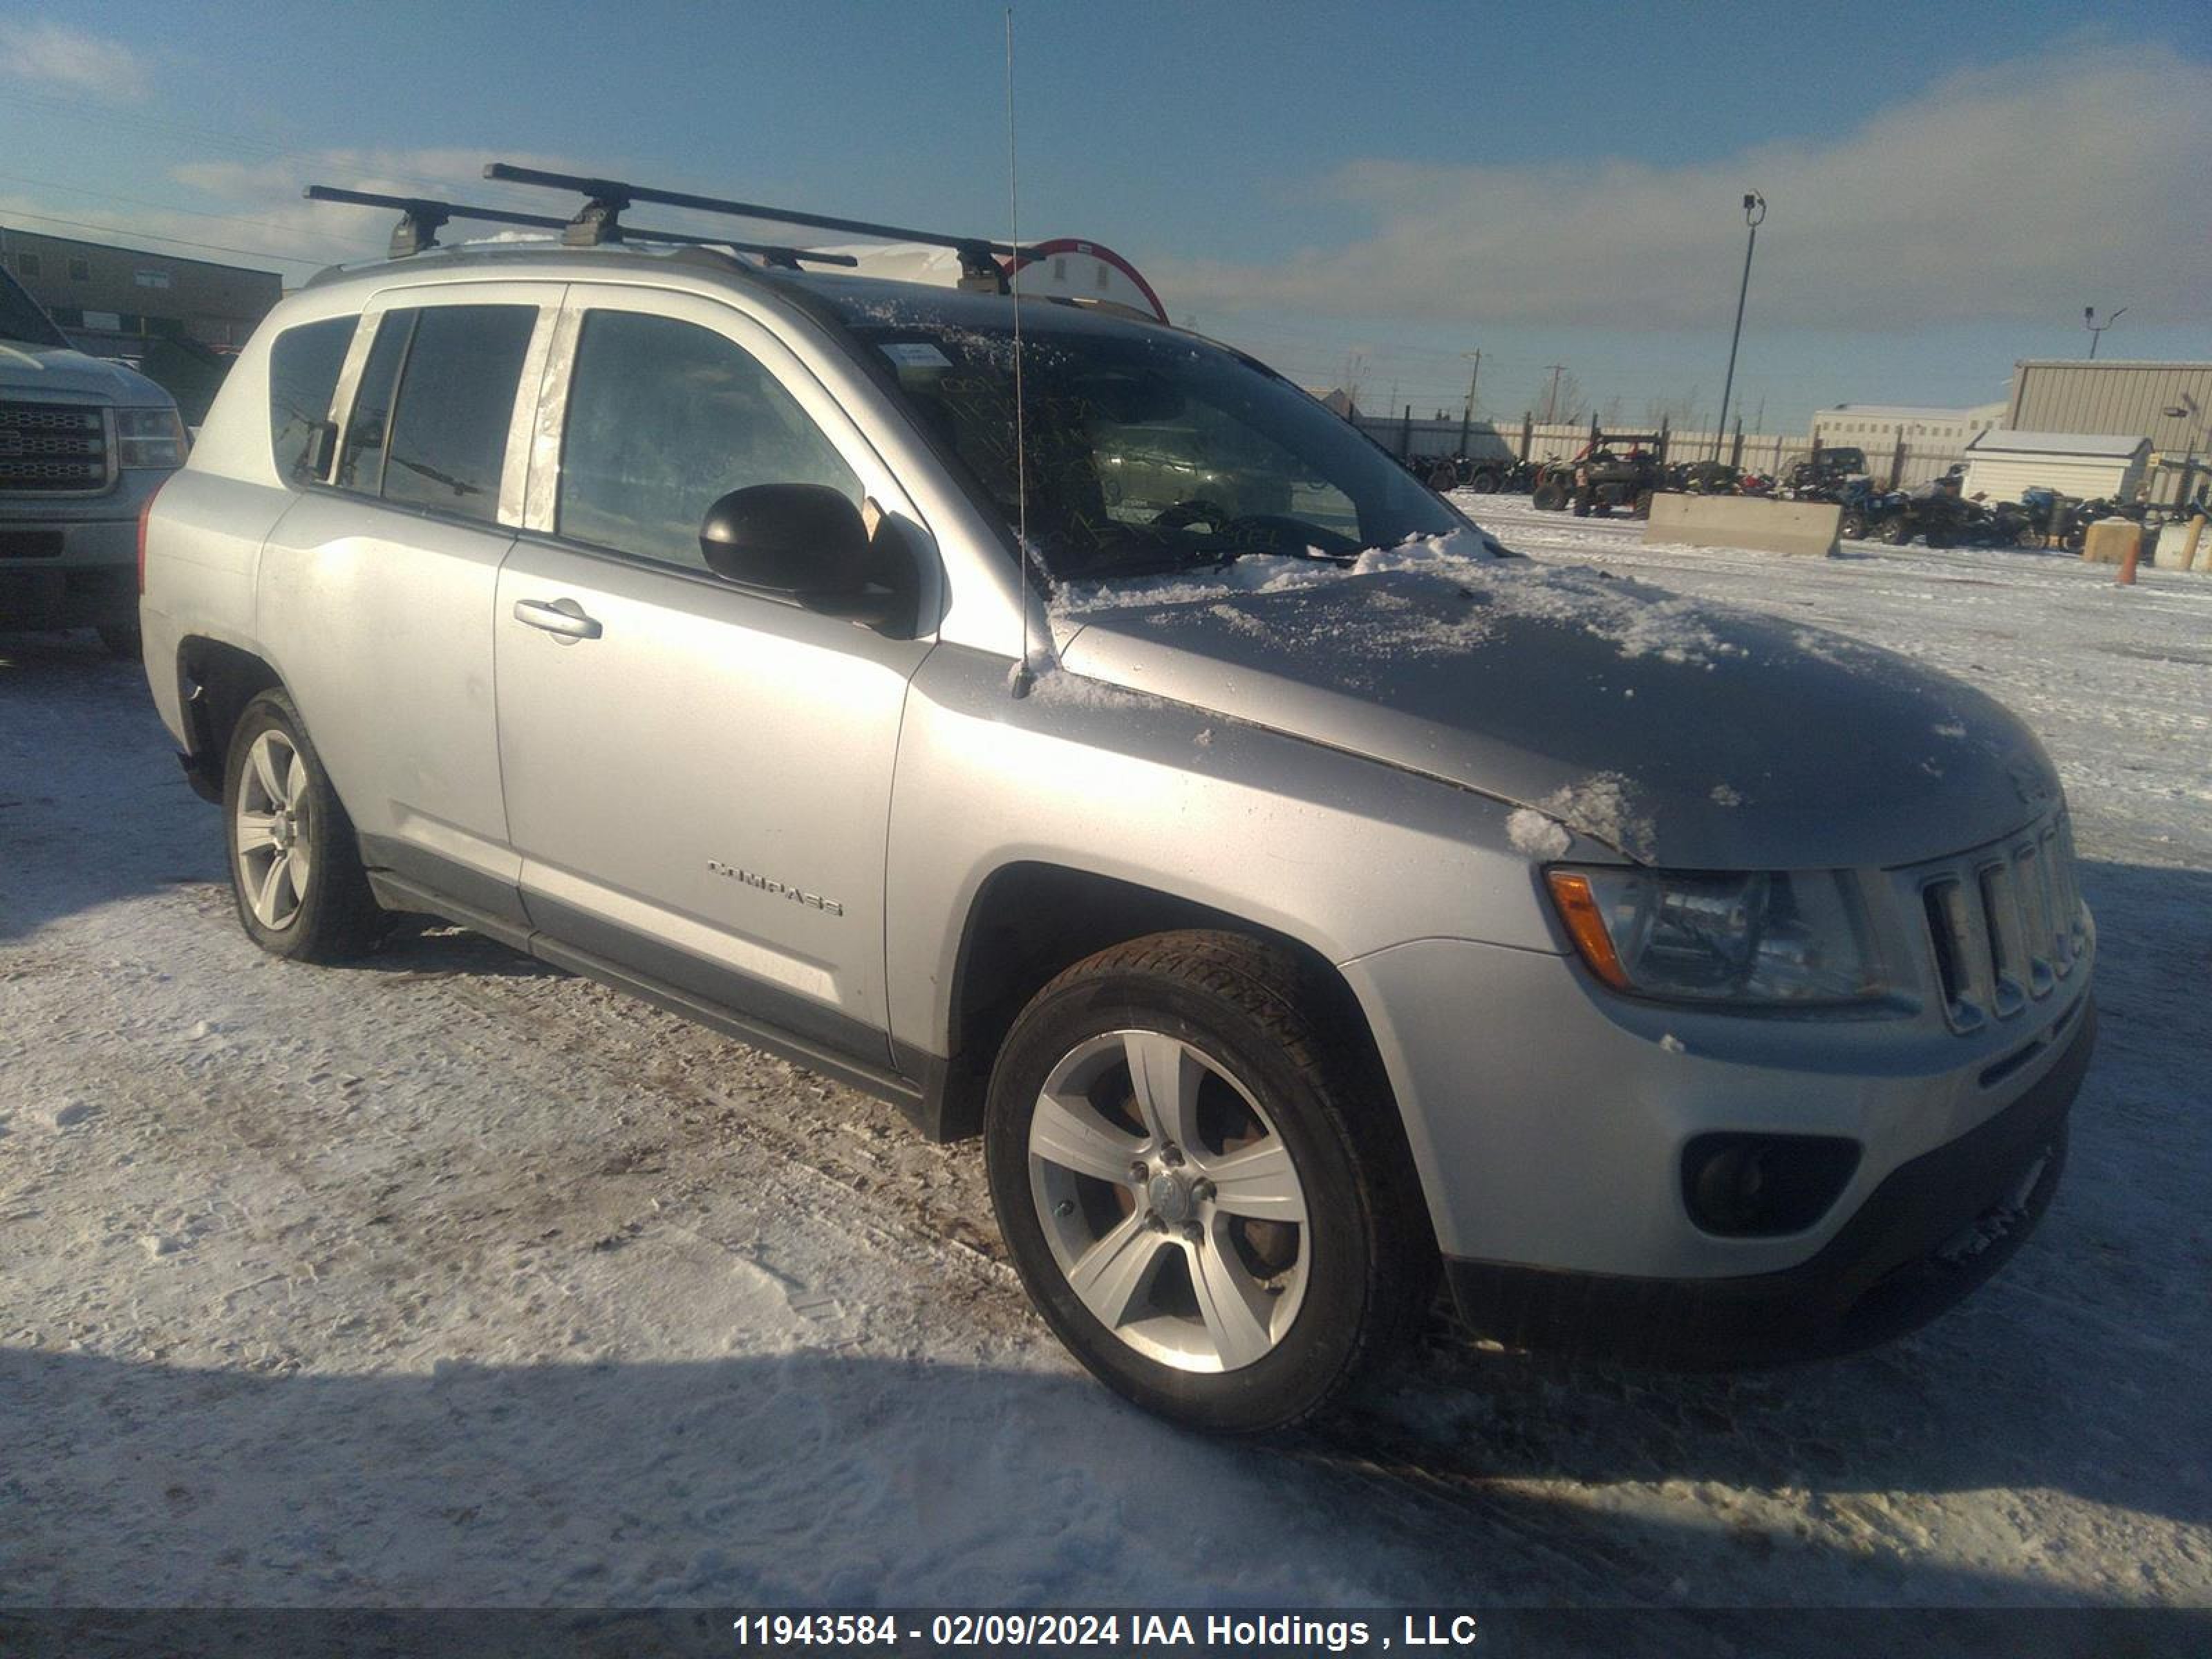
[335, 303, 536, 525]
[267, 317, 355, 485]
[556, 310, 859, 572]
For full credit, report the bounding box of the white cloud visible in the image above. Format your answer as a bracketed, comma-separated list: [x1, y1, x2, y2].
[0, 149, 603, 276]
[0, 20, 151, 101]
[1153, 46, 2212, 334]
[0, 149, 610, 283]
[157, 147, 734, 266]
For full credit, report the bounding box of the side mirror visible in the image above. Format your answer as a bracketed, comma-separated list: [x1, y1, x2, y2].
[700, 483, 868, 593]
[698, 484, 915, 631]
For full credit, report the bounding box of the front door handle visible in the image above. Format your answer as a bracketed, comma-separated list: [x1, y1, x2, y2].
[512, 597, 602, 640]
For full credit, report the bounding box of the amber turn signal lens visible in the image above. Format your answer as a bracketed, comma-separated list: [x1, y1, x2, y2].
[1545, 869, 1631, 991]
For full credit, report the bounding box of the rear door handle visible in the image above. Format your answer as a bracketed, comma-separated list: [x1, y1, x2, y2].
[512, 597, 602, 640]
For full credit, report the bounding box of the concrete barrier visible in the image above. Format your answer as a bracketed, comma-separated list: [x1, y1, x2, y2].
[2081, 519, 2140, 566]
[2153, 516, 2209, 572]
[1644, 494, 1841, 559]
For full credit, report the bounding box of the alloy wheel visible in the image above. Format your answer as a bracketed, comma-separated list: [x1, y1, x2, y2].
[233, 729, 312, 930]
[1027, 1028, 1311, 1373]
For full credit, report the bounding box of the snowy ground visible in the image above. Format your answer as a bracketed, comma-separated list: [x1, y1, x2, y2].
[3, 503, 2209, 1615]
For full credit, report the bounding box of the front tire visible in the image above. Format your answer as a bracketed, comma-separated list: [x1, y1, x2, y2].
[1530, 480, 1568, 512]
[984, 932, 1430, 1434]
[223, 689, 379, 963]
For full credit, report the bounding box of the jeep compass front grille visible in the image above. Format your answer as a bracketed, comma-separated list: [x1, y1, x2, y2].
[0, 402, 112, 495]
[1913, 812, 2084, 1031]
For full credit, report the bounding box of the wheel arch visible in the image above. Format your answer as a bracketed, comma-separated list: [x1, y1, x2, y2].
[928, 864, 1421, 1200]
[174, 635, 285, 804]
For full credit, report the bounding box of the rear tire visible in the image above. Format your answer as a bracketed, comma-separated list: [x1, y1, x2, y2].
[223, 689, 379, 964]
[1468, 469, 1502, 494]
[1882, 517, 1914, 545]
[984, 930, 1432, 1434]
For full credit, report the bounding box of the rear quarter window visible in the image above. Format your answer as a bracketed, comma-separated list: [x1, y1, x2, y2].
[266, 316, 357, 485]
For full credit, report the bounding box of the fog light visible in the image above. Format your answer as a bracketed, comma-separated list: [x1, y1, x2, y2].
[1682, 1134, 1860, 1237]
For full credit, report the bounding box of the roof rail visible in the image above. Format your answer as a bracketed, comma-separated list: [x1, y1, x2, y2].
[302, 184, 857, 268]
[482, 162, 1030, 290]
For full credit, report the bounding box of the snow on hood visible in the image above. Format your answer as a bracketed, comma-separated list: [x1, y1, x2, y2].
[0, 341, 169, 404]
[1049, 536, 2062, 869]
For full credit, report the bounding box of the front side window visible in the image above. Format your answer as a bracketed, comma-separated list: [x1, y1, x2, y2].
[267, 317, 357, 486]
[556, 310, 860, 572]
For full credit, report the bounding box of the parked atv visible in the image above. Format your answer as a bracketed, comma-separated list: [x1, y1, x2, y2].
[2015, 486, 2065, 546]
[1956, 495, 2037, 548]
[1785, 445, 1869, 492]
[1668, 459, 1741, 494]
[1425, 455, 1524, 494]
[1837, 478, 1904, 541]
[1881, 479, 1972, 547]
[2059, 495, 2152, 552]
[1532, 446, 1664, 517]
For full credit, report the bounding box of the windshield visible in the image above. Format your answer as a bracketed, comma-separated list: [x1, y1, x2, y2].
[0, 266, 68, 349]
[848, 308, 1462, 583]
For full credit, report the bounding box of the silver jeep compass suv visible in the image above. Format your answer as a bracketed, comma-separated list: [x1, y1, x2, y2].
[138, 212, 2094, 1433]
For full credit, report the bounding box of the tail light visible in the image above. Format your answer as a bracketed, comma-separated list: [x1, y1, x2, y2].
[136, 477, 168, 595]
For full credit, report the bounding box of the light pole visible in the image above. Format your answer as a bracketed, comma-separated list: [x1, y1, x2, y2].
[1456, 349, 1481, 459]
[2165, 396, 2206, 508]
[1713, 191, 1765, 460]
[2084, 305, 2126, 359]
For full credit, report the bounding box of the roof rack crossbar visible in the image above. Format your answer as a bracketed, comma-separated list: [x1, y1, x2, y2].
[303, 184, 856, 267]
[483, 162, 1029, 286]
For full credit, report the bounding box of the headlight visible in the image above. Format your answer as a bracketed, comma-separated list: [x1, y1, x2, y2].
[116, 407, 187, 469]
[1545, 866, 1888, 1006]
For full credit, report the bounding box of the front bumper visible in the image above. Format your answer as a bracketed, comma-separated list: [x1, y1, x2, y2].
[0, 512, 136, 630]
[1443, 997, 2092, 1367]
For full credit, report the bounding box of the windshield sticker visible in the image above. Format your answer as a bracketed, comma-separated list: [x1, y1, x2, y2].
[880, 341, 953, 371]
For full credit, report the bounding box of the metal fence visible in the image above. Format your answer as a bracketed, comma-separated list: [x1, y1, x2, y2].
[1348, 411, 1971, 490]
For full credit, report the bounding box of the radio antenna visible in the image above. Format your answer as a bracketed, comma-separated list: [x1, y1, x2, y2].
[1006, 6, 1038, 697]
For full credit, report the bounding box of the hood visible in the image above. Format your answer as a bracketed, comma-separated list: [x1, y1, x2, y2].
[1052, 559, 2060, 870]
[0, 340, 169, 404]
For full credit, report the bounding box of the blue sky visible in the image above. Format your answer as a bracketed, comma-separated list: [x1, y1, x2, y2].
[3, 1, 2206, 431]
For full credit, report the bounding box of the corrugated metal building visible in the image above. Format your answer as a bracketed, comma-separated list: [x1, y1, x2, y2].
[2006, 359, 2212, 505]
[1961, 430, 2150, 502]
